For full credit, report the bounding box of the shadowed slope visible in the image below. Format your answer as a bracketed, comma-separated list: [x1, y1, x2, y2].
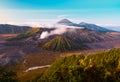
[0, 24, 31, 34]
[42, 36, 85, 52]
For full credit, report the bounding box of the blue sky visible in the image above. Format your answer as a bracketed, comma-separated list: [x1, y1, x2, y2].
[0, 0, 120, 26]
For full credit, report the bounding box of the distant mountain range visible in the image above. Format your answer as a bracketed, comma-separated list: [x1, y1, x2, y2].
[57, 19, 115, 32]
[0, 24, 31, 34]
[0, 19, 118, 34]
[105, 26, 120, 32]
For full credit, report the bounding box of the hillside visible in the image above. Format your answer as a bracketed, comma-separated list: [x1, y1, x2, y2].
[7, 27, 115, 43]
[0, 24, 31, 34]
[42, 36, 86, 52]
[35, 28, 114, 44]
[39, 28, 115, 44]
[63, 28, 113, 43]
[36, 48, 120, 82]
[8, 28, 40, 41]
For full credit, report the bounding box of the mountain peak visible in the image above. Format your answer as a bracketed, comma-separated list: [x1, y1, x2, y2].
[79, 22, 88, 25]
[42, 36, 83, 52]
[57, 19, 73, 24]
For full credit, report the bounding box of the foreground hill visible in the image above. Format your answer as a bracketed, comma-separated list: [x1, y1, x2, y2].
[36, 48, 120, 82]
[0, 24, 31, 34]
[42, 36, 86, 52]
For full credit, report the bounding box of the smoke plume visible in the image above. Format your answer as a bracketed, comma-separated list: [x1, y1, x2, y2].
[40, 27, 67, 39]
[40, 24, 84, 39]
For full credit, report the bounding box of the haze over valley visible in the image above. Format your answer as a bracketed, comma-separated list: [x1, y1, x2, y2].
[0, 19, 119, 66]
[0, 0, 120, 81]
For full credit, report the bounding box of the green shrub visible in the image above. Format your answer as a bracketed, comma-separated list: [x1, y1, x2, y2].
[35, 48, 120, 82]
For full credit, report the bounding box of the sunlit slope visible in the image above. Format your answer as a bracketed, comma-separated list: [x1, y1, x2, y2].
[9, 28, 40, 40]
[37, 48, 120, 82]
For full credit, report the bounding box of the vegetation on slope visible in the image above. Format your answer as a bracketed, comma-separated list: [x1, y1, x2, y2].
[35, 48, 120, 82]
[8, 28, 40, 40]
[0, 66, 19, 82]
[42, 36, 85, 52]
[18, 68, 47, 82]
[1, 48, 120, 82]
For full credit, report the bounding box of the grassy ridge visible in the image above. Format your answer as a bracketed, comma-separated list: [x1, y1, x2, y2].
[36, 48, 120, 82]
[8, 28, 40, 41]
[42, 36, 85, 52]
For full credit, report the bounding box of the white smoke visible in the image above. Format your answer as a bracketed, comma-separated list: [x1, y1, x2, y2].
[40, 31, 50, 39]
[40, 27, 67, 39]
[40, 24, 84, 39]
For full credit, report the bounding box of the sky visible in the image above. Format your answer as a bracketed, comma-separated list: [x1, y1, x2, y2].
[0, 0, 120, 26]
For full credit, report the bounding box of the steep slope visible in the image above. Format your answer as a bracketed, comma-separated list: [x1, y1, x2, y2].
[57, 19, 77, 26]
[42, 36, 85, 51]
[79, 22, 113, 32]
[57, 19, 82, 27]
[0, 24, 31, 34]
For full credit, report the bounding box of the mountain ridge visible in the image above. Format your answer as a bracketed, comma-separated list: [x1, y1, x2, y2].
[0, 24, 31, 34]
[57, 19, 115, 32]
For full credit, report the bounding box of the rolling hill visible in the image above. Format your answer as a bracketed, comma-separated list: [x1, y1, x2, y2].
[8, 28, 40, 41]
[79, 22, 113, 32]
[0, 24, 31, 34]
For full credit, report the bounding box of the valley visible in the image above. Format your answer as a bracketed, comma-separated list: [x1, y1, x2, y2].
[0, 20, 119, 82]
[0, 34, 17, 41]
[1, 0, 120, 81]
[0, 30, 119, 67]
